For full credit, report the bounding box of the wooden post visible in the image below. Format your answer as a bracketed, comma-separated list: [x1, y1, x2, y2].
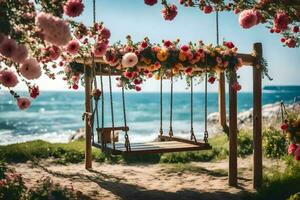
[229, 70, 238, 187]
[218, 72, 227, 127]
[253, 43, 263, 189]
[84, 64, 93, 170]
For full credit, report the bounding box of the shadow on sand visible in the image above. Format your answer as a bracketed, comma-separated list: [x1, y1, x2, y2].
[35, 163, 250, 200]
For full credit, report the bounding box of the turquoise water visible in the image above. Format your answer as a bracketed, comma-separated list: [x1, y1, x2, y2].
[0, 89, 300, 145]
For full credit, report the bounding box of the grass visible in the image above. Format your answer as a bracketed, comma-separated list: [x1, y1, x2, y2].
[244, 157, 300, 200]
[0, 130, 253, 164]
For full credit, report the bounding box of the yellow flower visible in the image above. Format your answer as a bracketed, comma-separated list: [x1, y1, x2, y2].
[179, 52, 187, 62]
[215, 48, 221, 53]
[157, 49, 168, 62]
[154, 74, 160, 80]
[142, 57, 152, 65]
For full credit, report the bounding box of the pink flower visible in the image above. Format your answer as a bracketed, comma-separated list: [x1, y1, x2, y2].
[274, 11, 289, 31]
[162, 4, 178, 21]
[66, 40, 80, 55]
[203, 5, 213, 14]
[144, 0, 157, 6]
[163, 40, 172, 48]
[285, 38, 296, 48]
[93, 42, 108, 57]
[12, 44, 28, 63]
[99, 27, 111, 40]
[0, 70, 19, 88]
[19, 58, 41, 80]
[48, 45, 61, 60]
[288, 144, 298, 155]
[239, 9, 260, 29]
[35, 12, 71, 46]
[0, 38, 17, 58]
[280, 123, 288, 131]
[64, 0, 84, 17]
[295, 147, 300, 161]
[17, 98, 31, 110]
[122, 52, 138, 68]
[224, 41, 235, 49]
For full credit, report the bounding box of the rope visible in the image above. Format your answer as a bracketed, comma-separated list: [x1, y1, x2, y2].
[204, 67, 208, 143]
[169, 70, 174, 137]
[122, 86, 131, 151]
[108, 68, 116, 150]
[159, 70, 163, 136]
[99, 64, 105, 148]
[216, 11, 219, 46]
[190, 77, 197, 143]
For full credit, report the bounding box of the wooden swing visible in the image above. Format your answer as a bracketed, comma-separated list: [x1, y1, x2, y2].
[82, 0, 264, 189]
[90, 64, 212, 155]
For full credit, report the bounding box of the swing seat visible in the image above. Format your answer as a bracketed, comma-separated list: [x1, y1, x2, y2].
[93, 135, 211, 155]
[96, 126, 129, 143]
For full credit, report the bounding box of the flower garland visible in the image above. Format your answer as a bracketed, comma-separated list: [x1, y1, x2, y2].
[0, 0, 271, 110]
[144, 0, 300, 48]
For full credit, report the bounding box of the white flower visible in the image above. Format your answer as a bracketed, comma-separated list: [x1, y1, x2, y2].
[121, 52, 138, 68]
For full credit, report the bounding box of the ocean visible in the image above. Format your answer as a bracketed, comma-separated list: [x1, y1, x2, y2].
[1, 88, 300, 145]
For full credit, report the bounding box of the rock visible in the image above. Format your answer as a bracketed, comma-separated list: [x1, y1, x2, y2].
[68, 128, 85, 142]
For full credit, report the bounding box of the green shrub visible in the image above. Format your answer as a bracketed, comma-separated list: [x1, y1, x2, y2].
[0, 171, 26, 200]
[59, 150, 85, 164]
[0, 158, 7, 179]
[288, 193, 300, 200]
[26, 176, 90, 200]
[263, 127, 287, 159]
[237, 132, 253, 157]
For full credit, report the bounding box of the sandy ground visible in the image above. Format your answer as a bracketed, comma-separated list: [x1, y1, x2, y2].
[9, 157, 281, 200]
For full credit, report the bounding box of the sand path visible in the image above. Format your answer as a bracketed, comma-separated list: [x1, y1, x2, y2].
[9, 157, 279, 200]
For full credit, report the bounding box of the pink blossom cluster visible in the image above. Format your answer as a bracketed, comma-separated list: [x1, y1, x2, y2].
[35, 12, 72, 46]
[64, 0, 84, 18]
[239, 9, 261, 29]
[288, 144, 300, 161]
[0, 34, 28, 63]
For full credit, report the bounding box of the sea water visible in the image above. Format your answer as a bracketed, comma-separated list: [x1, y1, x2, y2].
[0, 89, 299, 145]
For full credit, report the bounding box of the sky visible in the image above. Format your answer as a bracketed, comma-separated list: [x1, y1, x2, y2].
[16, 0, 300, 92]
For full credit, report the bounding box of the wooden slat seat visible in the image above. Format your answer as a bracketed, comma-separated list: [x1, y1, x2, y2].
[93, 137, 212, 155]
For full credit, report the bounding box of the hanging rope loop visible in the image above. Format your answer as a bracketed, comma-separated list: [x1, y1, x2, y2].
[122, 85, 131, 151]
[159, 69, 164, 136]
[168, 70, 174, 137]
[190, 76, 197, 143]
[203, 62, 209, 143]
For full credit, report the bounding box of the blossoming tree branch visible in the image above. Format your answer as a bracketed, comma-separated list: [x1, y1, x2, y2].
[145, 0, 299, 48]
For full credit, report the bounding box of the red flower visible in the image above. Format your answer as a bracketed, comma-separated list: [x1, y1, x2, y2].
[144, 0, 157, 6]
[224, 41, 235, 49]
[123, 71, 133, 79]
[285, 38, 296, 48]
[203, 5, 213, 14]
[163, 40, 172, 48]
[141, 41, 148, 48]
[293, 26, 299, 33]
[162, 4, 178, 21]
[181, 45, 189, 52]
[288, 144, 298, 155]
[295, 147, 300, 161]
[280, 38, 286, 43]
[30, 85, 40, 99]
[72, 84, 79, 90]
[232, 82, 242, 92]
[135, 85, 142, 92]
[134, 78, 142, 85]
[208, 76, 216, 84]
[280, 123, 288, 131]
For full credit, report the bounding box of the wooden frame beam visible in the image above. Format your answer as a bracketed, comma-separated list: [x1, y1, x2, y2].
[253, 43, 263, 189]
[228, 69, 238, 187]
[84, 64, 92, 170]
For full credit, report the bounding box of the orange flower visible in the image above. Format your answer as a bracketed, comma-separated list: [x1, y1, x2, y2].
[179, 51, 187, 61]
[157, 49, 168, 62]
